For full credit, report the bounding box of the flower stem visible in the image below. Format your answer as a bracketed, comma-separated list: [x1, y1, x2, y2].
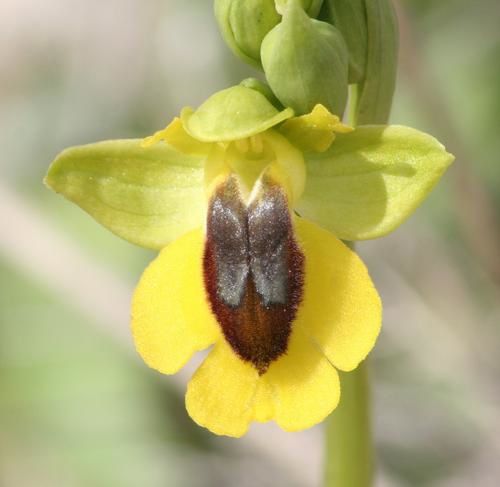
[324, 360, 374, 487]
[323, 74, 384, 486]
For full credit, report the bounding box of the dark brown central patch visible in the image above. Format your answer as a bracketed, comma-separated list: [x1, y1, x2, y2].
[203, 176, 304, 374]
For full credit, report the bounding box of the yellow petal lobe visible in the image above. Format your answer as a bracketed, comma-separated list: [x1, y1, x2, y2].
[186, 329, 340, 436]
[131, 229, 219, 374]
[294, 218, 382, 372]
[186, 341, 266, 437]
[265, 327, 340, 431]
[185, 217, 379, 436]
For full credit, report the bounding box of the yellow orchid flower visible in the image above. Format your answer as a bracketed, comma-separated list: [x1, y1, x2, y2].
[45, 83, 453, 437]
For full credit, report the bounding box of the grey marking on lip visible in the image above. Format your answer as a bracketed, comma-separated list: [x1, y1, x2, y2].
[206, 177, 249, 308]
[206, 176, 292, 309]
[248, 185, 290, 306]
[203, 175, 305, 372]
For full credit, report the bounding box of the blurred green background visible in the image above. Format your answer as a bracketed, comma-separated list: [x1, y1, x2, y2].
[1, 0, 499, 486]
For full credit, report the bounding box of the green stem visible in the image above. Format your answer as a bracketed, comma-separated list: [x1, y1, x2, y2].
[324, 361, 374, 487]
[324, 82, 378, 487]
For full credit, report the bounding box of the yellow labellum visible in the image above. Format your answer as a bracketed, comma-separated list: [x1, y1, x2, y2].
[131, 215, 381, 437]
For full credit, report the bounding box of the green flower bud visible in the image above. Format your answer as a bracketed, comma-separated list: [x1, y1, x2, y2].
[214, 0, 325, 68]
[214, 0, 280, 68]
[261, 0, 348, 115]
[320, 0, 367, 84]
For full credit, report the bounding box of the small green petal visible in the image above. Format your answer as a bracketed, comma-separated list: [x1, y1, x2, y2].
[297, 125, 454, 240]
[181, 85, 294, 142]
[142, 118, 210, 156]
[280, 104, 352, 152]
[45, 139, 206, 250]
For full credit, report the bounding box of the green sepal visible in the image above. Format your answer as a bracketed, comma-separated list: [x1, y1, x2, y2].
[297, 125, 454, 240]
[239, 78, 283, 109]
[181, 85, 294, 142]
[320, 0, 367, 84]
[356, 0, 399, 124]
[261, 0, 349, 116]
[45, 139, 206, 250]
[214, 0, 280, 68]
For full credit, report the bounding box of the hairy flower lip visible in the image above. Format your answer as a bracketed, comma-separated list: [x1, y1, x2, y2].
[132, 214, 382, 437]
[203, 174, 305, 375]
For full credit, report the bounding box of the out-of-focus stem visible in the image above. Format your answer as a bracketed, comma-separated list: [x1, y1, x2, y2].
[324, 361, 374, 487]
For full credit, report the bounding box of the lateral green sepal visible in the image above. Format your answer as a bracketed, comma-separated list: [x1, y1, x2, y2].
[239, 78, 283, 109]
[45, 139, 206, 250]
[181, 85, 294, 142]
[297, 125, 454, 240]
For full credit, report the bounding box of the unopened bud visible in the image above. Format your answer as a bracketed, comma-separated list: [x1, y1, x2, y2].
[261, 0, 348, 115]
[214, 0, 280, 68]
[214, 0, 326, 68]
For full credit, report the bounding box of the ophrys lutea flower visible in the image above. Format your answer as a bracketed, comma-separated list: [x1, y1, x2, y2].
[46, 83, 454, 437]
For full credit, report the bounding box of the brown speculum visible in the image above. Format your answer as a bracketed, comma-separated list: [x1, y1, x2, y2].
[203, 176, 305, 374]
